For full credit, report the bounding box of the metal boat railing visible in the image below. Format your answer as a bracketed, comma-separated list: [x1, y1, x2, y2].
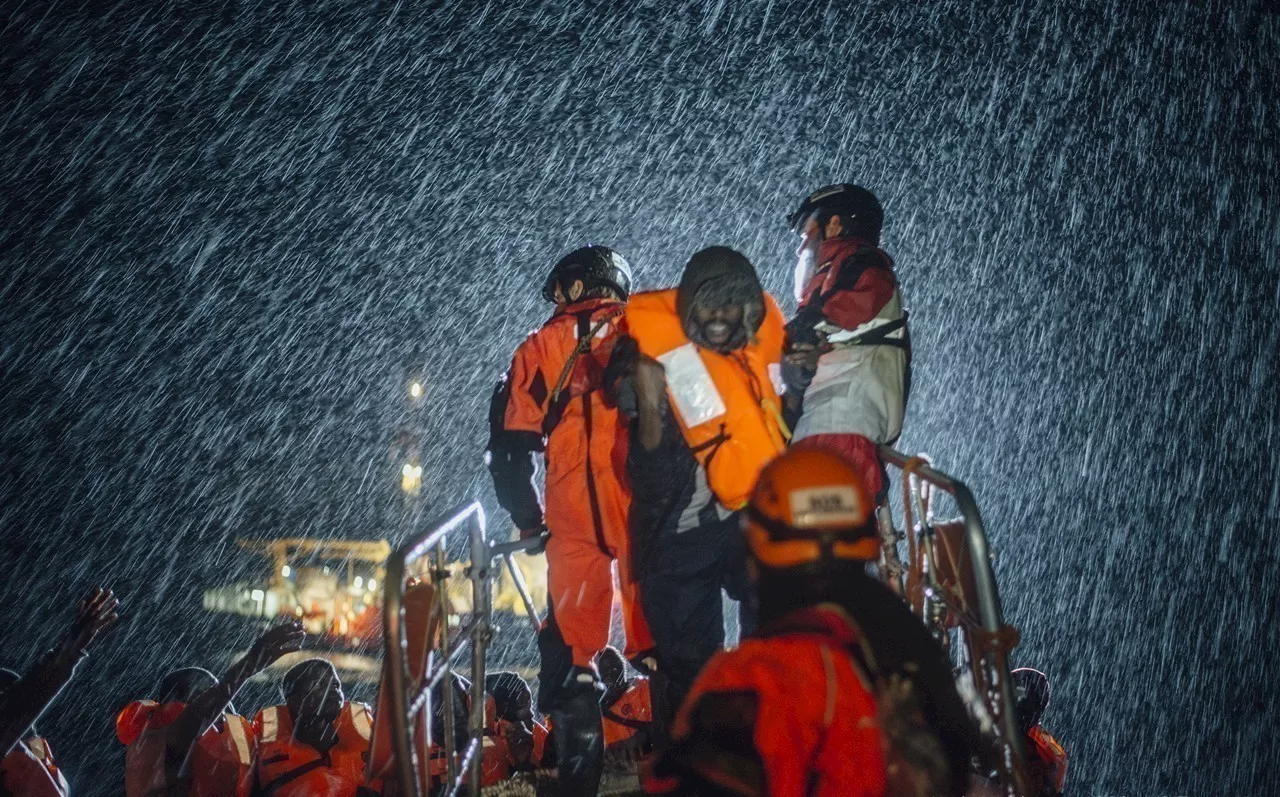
[382, 501, 545, 797]
[876, 445, 1030, 794]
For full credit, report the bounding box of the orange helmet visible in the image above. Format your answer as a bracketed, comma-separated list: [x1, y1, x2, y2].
[744, 445, 879, 570]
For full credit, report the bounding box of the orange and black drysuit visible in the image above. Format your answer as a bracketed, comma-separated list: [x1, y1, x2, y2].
[487, 297, 653, 692]
[252, 702, 376, 797]
[608, 250, 788, 726]
[662, 580, 988, 796]
[116, 700, 255, 797]
[0, 736, 68, 797]
[661, 605, 885, 797]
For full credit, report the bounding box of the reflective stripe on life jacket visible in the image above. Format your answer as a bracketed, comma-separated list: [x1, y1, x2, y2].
[0, 737, 69, 797]
[116, 700, 256, 797]
[254, 702, 374, 797]
[625, 288, 788, 510]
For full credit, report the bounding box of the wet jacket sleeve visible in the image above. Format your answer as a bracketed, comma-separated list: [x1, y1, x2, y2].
[0, 646, 83, 756]
[485, 348, 546, 531]
[818, 251, 897, 331]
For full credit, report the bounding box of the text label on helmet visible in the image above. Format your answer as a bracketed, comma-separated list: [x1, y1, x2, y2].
[788, 485, 866, 528]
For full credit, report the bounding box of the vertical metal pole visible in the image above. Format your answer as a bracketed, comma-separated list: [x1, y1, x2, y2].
[437, 541, 458, 789]
[467, 510, 490, 790]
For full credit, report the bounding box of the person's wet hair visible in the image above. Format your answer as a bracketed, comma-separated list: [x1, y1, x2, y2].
[485, 671, 532, 722]
[0, 668, 19, 696]
[281, 658, 339, 702]
[156, 667, 218, 705]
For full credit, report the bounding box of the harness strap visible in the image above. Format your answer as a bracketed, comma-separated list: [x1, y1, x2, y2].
[261, 757, 331, 797]
[602, 708, 650, 731]
[826, 313, 910, 350]
[543, 307, 622, 437]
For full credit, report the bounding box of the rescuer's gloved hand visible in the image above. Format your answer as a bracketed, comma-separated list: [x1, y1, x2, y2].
[782, 345, 820, 393]
[784, 305, 825, 349]
[520, 524, 549, 555]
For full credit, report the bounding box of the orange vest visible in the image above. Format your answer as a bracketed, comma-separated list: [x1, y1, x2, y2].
[0, 737, 69, 797]
[1027, 725, 1067, 793]
[625, 289, 788, 509]
[602, 677, 652, 749]
[116, 700, 255, 797]
[253, 703, 375, 797]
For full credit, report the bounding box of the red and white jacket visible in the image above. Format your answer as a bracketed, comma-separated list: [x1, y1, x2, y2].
[792, 236, 909, 447]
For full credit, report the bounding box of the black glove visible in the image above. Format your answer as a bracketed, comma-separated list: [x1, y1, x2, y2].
[784, 305, 825, 349]
[781, 357, 816, 393]
[520, 524, 549, 555]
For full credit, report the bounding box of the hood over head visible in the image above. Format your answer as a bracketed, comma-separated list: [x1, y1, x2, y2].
[676, 246, 765, 351]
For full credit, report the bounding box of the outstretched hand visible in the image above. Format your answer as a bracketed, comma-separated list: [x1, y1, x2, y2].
[246, 619, 305, 672]
[67, 587, 120, 654]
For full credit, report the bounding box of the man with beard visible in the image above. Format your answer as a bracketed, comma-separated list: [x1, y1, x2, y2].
[608, 246, 789, 732]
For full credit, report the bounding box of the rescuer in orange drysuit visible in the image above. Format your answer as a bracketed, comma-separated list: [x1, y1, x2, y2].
[595, 646, 652, 755]
[781, 184, 909, 501]
[607, 246, 788, 731]
[0, 587, 118, 795]
[252, 659, 379, 797]
[486, 246, 653, 795]
[659, 445, 987, 797]
[1012, 667, 1067, 797]
[116, 620, 303, 797]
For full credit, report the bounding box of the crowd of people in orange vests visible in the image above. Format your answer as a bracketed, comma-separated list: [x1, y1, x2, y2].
[2, 184, 1066, 795]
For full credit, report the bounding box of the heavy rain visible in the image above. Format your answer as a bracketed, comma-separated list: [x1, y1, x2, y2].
[1, 0, 1277, 793]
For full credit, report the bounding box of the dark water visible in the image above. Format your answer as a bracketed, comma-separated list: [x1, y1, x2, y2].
[2, 1, 1277, 793]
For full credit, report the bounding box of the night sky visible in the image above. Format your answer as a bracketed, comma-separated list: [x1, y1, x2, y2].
[2, 0, 1277, 793]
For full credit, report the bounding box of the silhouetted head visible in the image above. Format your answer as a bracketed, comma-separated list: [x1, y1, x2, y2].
[0, 668, 19, 696]
[1011, 667, 1051, 735]
[677, 247, 765, 353]
[595, 647, 626, 692]
[485, 672, 533, 724]
[156, 667, 219, 705]
[281, 659, 343, 727]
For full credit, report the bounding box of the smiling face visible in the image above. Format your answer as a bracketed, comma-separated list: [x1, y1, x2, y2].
[692, 303, 744, 349]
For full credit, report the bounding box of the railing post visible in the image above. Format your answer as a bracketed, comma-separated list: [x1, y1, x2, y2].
[467, 510, 490, 791]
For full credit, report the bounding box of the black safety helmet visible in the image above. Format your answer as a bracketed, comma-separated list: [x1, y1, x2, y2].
[1011, 667, 1051, 735]
[541, 245, 633, 303]
[787, 183, 884, 244]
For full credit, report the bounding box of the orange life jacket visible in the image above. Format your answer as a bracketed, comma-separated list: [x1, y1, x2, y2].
[624, 289, 788, 509]
[602, 677, 652, 750]
[1027, 725, 1067, 793]
[253, 702, 375, 797]
[0, 737, 69, 797]
[116, 700, 255, 797]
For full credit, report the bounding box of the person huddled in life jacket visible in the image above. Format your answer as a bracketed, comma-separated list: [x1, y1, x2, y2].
[1012, 668, 1067, 797]
[595, 646, 652, 756]
[782, 184, 909, 500]
[658, 445, 988, 797]
[483, 672, 550, 779]
[606, 246, 788, 733]
[0, 587, 118, 796]
[0, 670, 67, 797]
[253, 659, 378, 797]
[116, 620, 303, 797]
[486, 246, 654, 796]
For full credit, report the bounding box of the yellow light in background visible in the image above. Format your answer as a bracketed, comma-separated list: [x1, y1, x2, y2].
[367, 578, 377, 592]
[409, 381, 423, 398]
[281, 565, 292, 577]
[353, 576, 364, 589]
[250, 589, 265, 602]
[401, 462, 423, 494]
